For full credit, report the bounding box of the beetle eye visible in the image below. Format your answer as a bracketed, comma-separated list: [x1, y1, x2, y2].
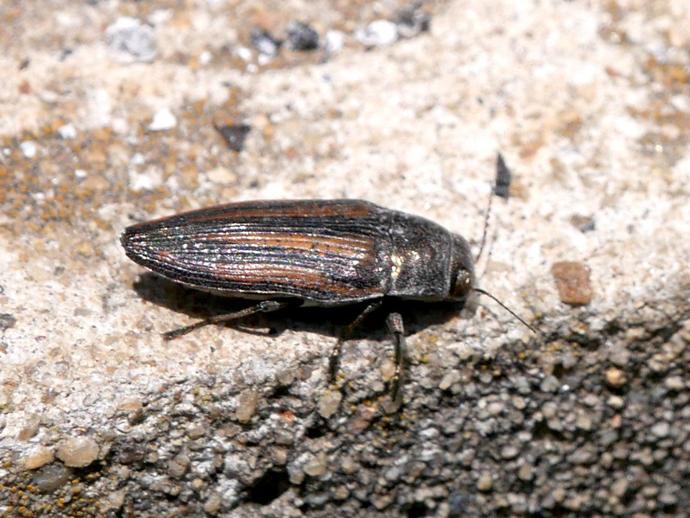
[452, 270, 473, 299]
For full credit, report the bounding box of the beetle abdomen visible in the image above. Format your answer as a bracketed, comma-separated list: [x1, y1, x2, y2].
[121, 200, 392, 304]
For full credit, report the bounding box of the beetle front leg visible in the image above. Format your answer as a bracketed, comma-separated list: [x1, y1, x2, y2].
[386, 311, 405, 406]
[162, 300, 291, 340]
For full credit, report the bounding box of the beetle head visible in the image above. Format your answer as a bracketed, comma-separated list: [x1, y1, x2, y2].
[449, 234, 476, 300]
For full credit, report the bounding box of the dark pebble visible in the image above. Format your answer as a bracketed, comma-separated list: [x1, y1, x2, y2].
[494, 152, 512, 198]
[0, 313, 16, 331]
[32, 464, 72, 493]
[286, 21, 319, 51]
[215, 123, 251, 152]
[395, 4, 431, 38]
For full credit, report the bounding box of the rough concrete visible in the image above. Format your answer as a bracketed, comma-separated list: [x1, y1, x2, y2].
[1, 0, 689, 516]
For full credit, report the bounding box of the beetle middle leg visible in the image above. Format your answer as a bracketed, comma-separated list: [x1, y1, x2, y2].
[329, 299, 383, 382]
[162, 300, 291, 340]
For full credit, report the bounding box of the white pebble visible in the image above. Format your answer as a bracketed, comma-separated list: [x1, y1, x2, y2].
[58, 123, 76, 139]
[20, 141, 37, 158]
[106, 17, 157, 63]
[356, 20, 398, 47]
[324, 30, 345, 55]
[236, 46, 252, 62]
[148, 108, 177, 131]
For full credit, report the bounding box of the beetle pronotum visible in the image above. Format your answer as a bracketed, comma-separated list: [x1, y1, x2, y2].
[121, 199, 534, 403]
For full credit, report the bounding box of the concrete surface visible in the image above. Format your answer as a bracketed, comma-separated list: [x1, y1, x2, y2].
[1, 0, 689, 516]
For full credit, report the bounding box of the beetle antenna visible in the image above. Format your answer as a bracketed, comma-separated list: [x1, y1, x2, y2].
[473, 287, 537, 334]
[474, 185, 493, 264]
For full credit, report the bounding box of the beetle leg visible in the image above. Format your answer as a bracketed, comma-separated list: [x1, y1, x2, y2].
[162, 300, 291, 340]
[386, 311, 405, 406]
[329, 299, 383, 382]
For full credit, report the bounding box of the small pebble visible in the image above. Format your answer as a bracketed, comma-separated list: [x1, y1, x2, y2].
[395, 5, 431, 38]
[611, 478, 628, 497]
[318, 389, 342, 418]
[341, 456, 357, 474]
[235, 389, 259, 423]
[56, 436, 99, 467]
[570, 214, 596, 233]
[607, 395, 625, 409]
[540, 375, 560, 393]
[560, 351, 577, 369]
[20, 141, 37, 159]
[551, 261, 593, 306]
[608, 348, 630, 367]
[605, 367, 626, 387]
[32, 464, 71, 493]
[517, 464, 533, 481]
[501, 445, 520, 459]
[575, 412, 593, 431]
[129, 166, 163, 191]
[324, 30, 344, 56]
[251, 28, 281, 57]
[286, 21, 319, 51]
[203, 493, 222, 515]
[207, 166, 237, 184]
[494, 152, 512, 199]
[105, 17, 157, 63]
[664, 375, 684, 390]
[101, 490, 126, 512]
[477, 472, 493, 491]
[215, 123, 251, 152]
[16, 414, 41, 441]
[650, 421, 670, 438]
[236, 46, 252, 62]
[186, 423, 206, 439]
[57, 123, 77, 139]
[23, 445, 55, 470]
[148, 108, 177, 131]
[542, 401, 558, 418]
[569, 446, 595, 464]
[356, 20, 398, 47]
[511, 396, 526, 410]
[168, 453, 190, 478]
[303, 452, 328, 477]
[0, 313, 16, 331]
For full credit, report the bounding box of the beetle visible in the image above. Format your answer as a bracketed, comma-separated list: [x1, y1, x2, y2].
[121, 199, 532, 403]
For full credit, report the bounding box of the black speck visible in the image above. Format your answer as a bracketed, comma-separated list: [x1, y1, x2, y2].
[395, 4, 431, 38]
[494, 152, 512, 199]
[0, 313, 16, 332]
[406, 501, 430, 517]
[215, 123, 251, 152]
[286, 21, 319, 51]
[59, 48, 73, 61]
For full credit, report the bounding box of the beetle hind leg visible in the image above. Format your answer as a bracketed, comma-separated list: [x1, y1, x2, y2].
[386, 311, 405, 407]
[162, 300, 290, 340]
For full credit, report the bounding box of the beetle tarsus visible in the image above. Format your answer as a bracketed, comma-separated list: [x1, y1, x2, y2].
[162, 300, 289, 341]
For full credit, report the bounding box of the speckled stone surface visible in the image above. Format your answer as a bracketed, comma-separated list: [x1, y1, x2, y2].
[1, 0, 689, 516]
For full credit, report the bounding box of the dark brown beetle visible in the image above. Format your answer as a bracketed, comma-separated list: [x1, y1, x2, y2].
[121, 199, 531, 403]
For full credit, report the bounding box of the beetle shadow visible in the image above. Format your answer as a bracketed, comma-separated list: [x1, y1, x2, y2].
[132, 273, 469, 342]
